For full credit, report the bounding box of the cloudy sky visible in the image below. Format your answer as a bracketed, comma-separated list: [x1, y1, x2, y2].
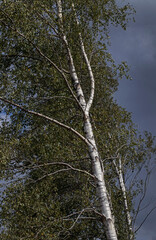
[110, 0, 156, 239]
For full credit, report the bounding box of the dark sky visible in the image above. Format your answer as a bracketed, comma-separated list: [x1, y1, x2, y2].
[110, 0, 156, 239]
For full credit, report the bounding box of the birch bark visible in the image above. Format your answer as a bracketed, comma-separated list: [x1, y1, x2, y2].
[84, 115, 118, 240]
[56, 1, 118, 239]
[113, 158, 133, 239]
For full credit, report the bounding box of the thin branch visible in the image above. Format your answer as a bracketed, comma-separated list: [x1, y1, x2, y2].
[133, 170, 151, 227]
[65, 207, 101, 230]
[38, 2, 85, 111]
[63, 216, 97, 221]
[69, 209, 85, 230]
[24, 161, 95, 179]
[115, 144, 127, 154]
[29, 96, 75, 101]
[0, 97, 89, 145]
[63, 211, 84, 219]
[128, 161, 145, 187]
[34, 225, 47, 239]
[16, 29, 63, 74]
[36, 11, 59, 36]
[6, 157, 91, 172]
[31, 168, 71, 183]
[139, 201, 153, 212]
[102, 156, 119, 163]
[1, 8, 60, 71]
[0, 17, 82, 111]
[1, 54, 43, 62]
[134, 206, 156, 233]
[0, 7, 14, 24]
[2, 54, 70, 74]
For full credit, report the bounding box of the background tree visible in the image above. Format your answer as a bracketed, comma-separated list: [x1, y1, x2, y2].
[0, 0, 155, 240]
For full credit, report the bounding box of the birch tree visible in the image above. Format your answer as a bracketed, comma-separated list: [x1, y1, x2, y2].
[1, 1, 154, 240]
[105, 125, 156, 240]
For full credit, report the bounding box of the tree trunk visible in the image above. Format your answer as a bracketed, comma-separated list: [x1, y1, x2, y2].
[84, 114, 118, 240]
[56, 1, 118, 238]
[114, 158, 133, 239]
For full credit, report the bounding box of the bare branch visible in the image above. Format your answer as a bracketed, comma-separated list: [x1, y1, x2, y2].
[36, 11, 59, 36]
[102, 156, 119, 163]
[63, 216, 97, 221]
[139, 200, 153, 212]
[64, 207, 102, 230]
[128, 161, 145, 187]
[133, 170, 151, 227]
[0, 97, 89, 145]
[0, 7, 14, 24]
[24, 161, 95, 179]
[115, 144, 127, 154]
[68, 209, 85, 230]
[134, 206, 156, 233]
[34, 225, 48, 239]
[0, 16, 82, 111]
[1, 54, 43, 62]
[29, 96, 74, 101]
[31, 168, 71, 183]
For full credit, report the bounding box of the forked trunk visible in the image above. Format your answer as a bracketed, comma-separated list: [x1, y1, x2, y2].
[56, 1, 118, 238]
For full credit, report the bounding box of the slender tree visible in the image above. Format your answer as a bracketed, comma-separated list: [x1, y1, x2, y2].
[1, 1, 155, 240]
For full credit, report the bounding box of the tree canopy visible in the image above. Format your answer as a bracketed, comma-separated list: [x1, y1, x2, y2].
[0, 1, 155, 240]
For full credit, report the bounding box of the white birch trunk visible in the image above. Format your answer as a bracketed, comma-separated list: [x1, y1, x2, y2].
[56, 1, 118, 239]
[84, 115, 118, 240]
[114, 158, 133, 239]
